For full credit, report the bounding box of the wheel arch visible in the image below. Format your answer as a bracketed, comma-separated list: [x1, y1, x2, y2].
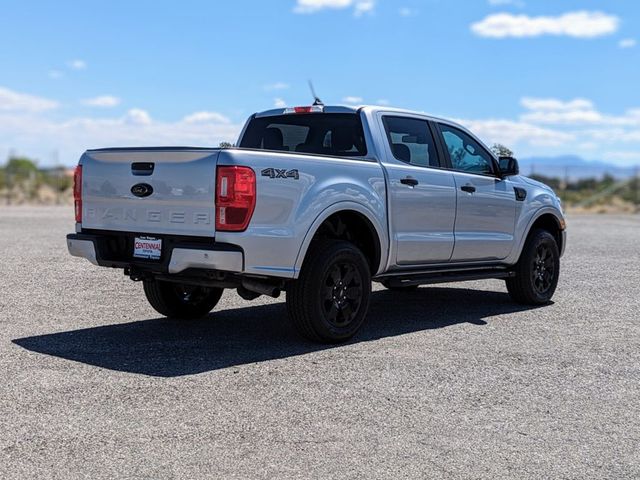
[516, 209, 566, 262]
[293, 202, 388, 278]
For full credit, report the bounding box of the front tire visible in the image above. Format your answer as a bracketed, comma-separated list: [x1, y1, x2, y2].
[143, 279, 223, 319]
[506, 229, 560, 305]
[287, 240, 371, 343]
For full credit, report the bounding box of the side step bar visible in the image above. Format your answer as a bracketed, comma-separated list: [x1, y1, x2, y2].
[376, 268, 515, 288]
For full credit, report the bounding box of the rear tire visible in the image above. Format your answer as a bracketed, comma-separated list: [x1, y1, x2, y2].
[506, 229, 560, 305]
[287, 240, 371, 343]
[143, 279, 223, 319]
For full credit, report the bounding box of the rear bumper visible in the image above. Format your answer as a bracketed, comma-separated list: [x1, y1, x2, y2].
[67, 233, 243, 274]
[67, 236, 99, 266]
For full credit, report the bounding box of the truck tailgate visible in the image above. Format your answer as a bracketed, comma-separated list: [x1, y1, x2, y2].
[80, 148, 220, 237]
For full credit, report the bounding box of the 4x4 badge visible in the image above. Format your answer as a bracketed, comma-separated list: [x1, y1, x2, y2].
[261, 168, 299, 180]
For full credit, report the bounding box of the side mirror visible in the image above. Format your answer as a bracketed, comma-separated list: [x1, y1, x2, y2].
[498, 156, 519, 177]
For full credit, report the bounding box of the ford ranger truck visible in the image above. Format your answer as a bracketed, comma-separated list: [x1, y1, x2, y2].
[67, 105, 566, 343]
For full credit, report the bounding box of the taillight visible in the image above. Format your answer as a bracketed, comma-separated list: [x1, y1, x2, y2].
[215, 166, 256, 231]
[73, 165, 82, 223]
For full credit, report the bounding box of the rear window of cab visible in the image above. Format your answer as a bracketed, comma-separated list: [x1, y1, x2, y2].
[240, 113, 368, 157]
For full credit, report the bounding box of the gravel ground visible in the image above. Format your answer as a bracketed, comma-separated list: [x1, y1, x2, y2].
[0, 207, 638, 479]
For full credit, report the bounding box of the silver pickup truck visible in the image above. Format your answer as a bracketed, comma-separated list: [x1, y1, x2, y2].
[67, 104, 566, 343]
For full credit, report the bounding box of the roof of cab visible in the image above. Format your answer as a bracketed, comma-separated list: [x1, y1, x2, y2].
[253, 104, 453, 125]
[251, 105, 493, 158]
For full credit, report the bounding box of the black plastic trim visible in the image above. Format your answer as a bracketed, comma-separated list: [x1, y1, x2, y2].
[514, 187, 527, 201]
[377, 267, 514, 287]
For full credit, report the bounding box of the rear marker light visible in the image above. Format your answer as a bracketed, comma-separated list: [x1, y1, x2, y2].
[216, 166, 256, 232]
[73, 165, 82, 223]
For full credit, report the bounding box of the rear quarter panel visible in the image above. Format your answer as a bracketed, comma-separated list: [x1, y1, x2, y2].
[215, 149, 388, 278]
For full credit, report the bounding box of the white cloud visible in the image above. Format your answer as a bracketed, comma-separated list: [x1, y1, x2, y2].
[447, 97, 640, 165]
[521, 97, 594, 112]
[519, 97, 640, 127]
[0, 88, 240, 164]
[295, 0, 351, 13]
[577, 142, 598, 151]
[274, 98, 287, 108]
[48, 70, 63, 80]
[458, 96, 640, 165]
[520, 97, 602, 124]
[67, 59, 87, 70]
[580, 127, 640, 143]
[342, 96, 363, 104]
[124, 108, 152, 125]
[619, 38, 637, 49]
[522, 109, 603, 124]
[399, 7, 417, 17]
[182, 111, 231, 124]
[0, 86, 59, 112]
[294, 0, 375, 16]
[264, 82, 290, 91]
[471, 11, 619, 38]
[376, 99, 390, 106]
[3, 86, 640, 168]
[81, 95, 121, 108]
[354, 0, 374, 17]
[460, 118, 574, 147]
[0, 110, 241, 166]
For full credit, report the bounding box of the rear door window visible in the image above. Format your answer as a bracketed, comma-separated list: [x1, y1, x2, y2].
[240, 113, 367, 157]
[382, 116, 440, 168]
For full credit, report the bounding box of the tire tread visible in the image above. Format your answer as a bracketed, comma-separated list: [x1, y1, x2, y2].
[143, 279, 223, 319]
[506, 228, 559, 305]
[286, 240, 371, 343]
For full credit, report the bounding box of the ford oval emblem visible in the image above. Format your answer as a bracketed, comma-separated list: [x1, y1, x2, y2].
[131, 183, 153, 198]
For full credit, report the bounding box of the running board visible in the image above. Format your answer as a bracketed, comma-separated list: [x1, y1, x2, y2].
[376, 268, 515, 288]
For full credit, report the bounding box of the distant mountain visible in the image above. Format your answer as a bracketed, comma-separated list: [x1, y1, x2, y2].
[517, 156, 638, 180]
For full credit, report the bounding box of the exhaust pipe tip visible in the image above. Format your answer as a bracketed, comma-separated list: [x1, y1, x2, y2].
[240, 279, 282, 299]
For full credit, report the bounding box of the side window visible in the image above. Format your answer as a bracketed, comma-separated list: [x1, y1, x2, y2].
[382, 116, 439, 168]
[438, 124, 495, 175]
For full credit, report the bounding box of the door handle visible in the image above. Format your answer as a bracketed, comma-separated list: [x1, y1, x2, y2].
[131, 162, 154, 176]
[400, 177, 419, 187]
[460, 185, 476, 193]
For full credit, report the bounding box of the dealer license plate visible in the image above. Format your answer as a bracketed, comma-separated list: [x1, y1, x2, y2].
[133, 236, 162, 260]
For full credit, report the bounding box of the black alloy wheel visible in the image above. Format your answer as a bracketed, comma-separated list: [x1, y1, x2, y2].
[321, 262, 364, 328]
[531, 243, 556, 295]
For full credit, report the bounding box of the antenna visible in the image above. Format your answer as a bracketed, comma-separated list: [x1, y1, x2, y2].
[308, 80, 324, 106]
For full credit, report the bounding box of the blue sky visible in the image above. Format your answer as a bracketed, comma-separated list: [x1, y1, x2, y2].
[1, 0, 639, 166]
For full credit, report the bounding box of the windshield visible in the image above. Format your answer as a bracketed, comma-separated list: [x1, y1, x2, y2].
[239, 113, 368, 157]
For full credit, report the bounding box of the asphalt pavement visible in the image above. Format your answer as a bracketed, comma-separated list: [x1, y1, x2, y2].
[1, 207, 638, 479]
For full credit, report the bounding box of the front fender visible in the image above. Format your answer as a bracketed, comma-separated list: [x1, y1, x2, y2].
[508, 206, 566, 264]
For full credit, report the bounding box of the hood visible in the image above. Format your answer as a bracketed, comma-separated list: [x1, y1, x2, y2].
[520, 175, 554, 192]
